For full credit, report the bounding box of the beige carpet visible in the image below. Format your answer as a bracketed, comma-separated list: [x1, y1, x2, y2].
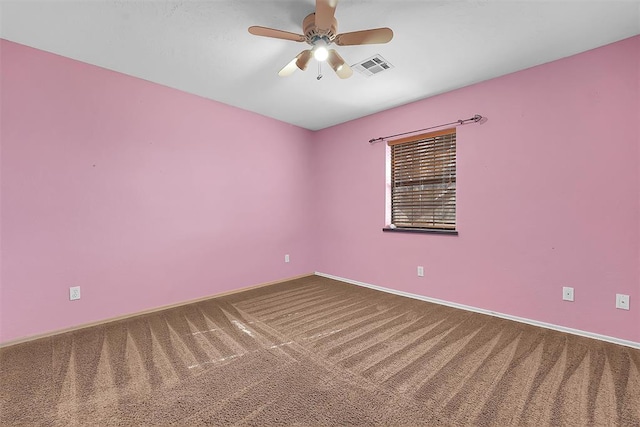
[1, 275, 639, 426]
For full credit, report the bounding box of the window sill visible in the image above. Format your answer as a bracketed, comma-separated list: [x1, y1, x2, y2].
[382, 227, 458, 236]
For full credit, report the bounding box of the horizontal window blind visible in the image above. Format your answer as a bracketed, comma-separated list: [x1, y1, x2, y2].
[389, 128, 456, 230]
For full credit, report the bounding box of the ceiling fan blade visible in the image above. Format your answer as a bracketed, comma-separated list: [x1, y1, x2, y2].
[327, 49, 353, 79]
[335, 28, 394, 46]
[248, 26, 305, 42]
[315, 0, 338, 31]
[278, 50, 313, 77]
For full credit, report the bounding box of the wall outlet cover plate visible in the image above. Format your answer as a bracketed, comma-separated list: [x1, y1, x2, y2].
[70, 286, 81, 301]
[562, 287, 574, 302]
[616, 294, 629, 310]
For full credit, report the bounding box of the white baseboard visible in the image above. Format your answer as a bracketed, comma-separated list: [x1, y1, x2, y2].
[315, 272, 640, 350]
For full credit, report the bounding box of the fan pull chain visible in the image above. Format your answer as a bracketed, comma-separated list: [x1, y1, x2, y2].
[317, 62, 323, 80]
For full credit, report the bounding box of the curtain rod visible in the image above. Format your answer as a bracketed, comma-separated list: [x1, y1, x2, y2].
[368, 114, 483, 144]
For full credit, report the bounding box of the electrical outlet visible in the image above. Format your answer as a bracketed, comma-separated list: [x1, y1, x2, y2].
[616, 294, 629, 310]
[417, 266, 424, 277]
[284, 254, 290, 263]
[69, 286, 81, 301]
[562, 287, 574, 302]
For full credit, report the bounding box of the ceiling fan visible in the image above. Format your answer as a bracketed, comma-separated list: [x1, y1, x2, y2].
[248, 0, 393, 79]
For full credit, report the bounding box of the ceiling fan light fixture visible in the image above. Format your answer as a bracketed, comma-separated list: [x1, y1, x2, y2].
[314, 46, 329, 61]
[312, 39, 329, 61]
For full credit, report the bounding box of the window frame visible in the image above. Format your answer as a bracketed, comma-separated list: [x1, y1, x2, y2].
[384, 128, 458, 235]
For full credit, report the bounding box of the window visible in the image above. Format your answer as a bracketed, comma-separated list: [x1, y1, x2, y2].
[387, 128, 456, 232]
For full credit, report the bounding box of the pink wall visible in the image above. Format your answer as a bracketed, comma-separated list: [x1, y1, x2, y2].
[311, 35, 640, 343]
[0, 40, 315, 343]
[2, 36, 639, 345]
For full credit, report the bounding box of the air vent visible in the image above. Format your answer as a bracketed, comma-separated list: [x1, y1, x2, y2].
[353, 55, 394, 77]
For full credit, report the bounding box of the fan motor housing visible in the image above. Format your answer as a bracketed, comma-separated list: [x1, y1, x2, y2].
[303, 13, 337, 44]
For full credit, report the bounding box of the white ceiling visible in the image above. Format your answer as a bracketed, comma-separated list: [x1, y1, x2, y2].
[1, 1, 639, 130]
